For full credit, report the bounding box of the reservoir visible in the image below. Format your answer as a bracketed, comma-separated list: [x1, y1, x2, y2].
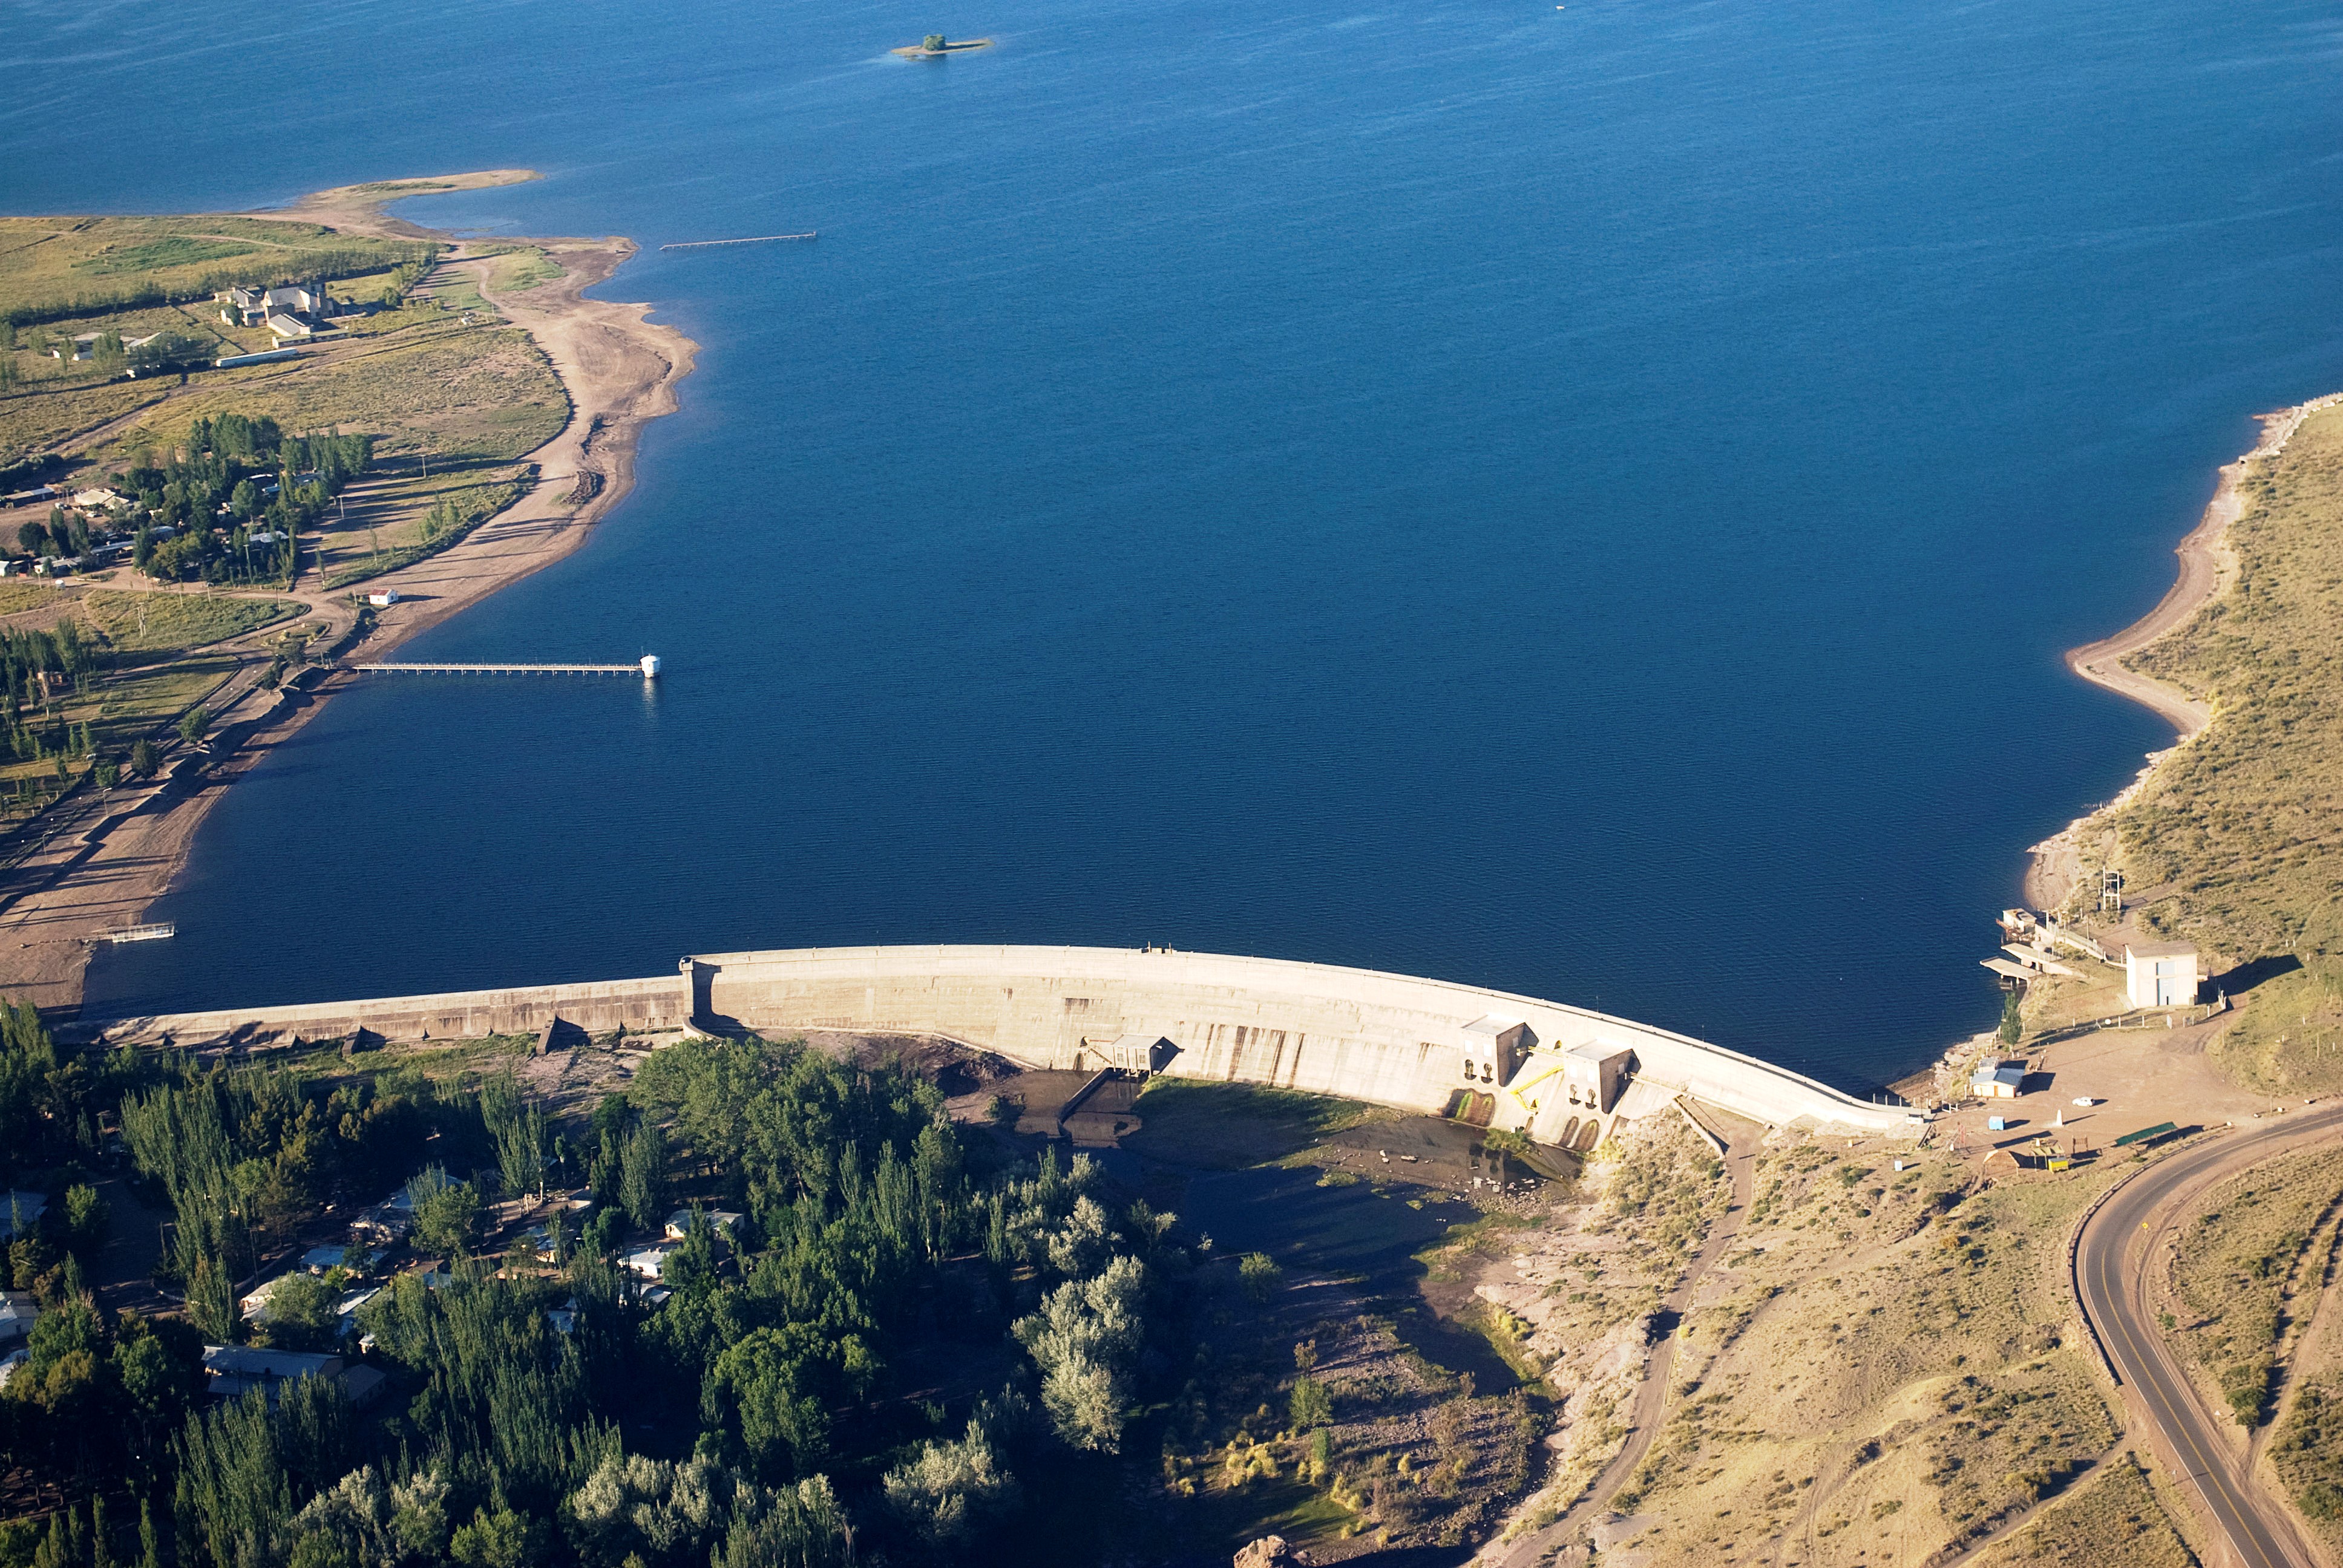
[8, 0, 2339, 1089]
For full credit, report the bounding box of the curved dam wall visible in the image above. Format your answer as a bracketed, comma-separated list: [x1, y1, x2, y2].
[686, 945, 1921, 1138]
[79, 975, 691, 1047]
[77, 945, 1921, 1140]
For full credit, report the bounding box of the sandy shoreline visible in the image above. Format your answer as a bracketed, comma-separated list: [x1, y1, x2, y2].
[0, 171, 698, 1014]
[2022, 390, 2343, 911]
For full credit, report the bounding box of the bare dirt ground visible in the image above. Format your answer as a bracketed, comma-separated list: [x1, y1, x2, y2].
[0, 172, 696, 1017]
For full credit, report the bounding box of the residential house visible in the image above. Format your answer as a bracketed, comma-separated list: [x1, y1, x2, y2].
[220, 285, 329, 327]
[663, 1209, 744, 1242]
[200, 1345, 385, 1408]
[0, 1191, 46, 1241]
[0, 1290, 38, 1347]
[622, 1242, 680, 1280]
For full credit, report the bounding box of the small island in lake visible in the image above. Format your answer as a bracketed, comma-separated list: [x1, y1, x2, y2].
[892, 33, 994, 56]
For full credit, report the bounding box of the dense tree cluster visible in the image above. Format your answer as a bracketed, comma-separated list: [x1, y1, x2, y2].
[103, 414, 371, 586]
[2, 1025, 1228, 1568]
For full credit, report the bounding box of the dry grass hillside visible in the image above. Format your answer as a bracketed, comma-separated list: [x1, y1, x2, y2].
[2162, 1146, 2343, 1432]
[1562, 1138, 2176, 1567]
[2109, 400, 2343, 1093]
[1967, 1452, 2200, 1568]
[1461, 1114, 1732, 1529]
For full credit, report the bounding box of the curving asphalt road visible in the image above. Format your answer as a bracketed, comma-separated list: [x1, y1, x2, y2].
[2074, 1103, 2343, 1568]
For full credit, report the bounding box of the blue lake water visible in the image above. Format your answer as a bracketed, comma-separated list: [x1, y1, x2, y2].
[7, 0, 2341, 1088]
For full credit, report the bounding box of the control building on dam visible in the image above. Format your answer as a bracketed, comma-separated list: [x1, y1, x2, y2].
[79, 945, 1925, 1145]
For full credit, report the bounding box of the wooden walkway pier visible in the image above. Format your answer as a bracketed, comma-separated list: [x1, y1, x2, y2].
[659, 233, 816, 251]
[356, 656, 661, 678]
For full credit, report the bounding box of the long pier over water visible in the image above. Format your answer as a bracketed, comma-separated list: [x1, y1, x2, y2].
[355, 656, 661, 678]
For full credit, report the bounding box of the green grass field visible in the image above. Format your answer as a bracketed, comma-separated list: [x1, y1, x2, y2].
[80, 589, 303, 654]
[0, 214, 423, 322]
[489, 247, 565, 293]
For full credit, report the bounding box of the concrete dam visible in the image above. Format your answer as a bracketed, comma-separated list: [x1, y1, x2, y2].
[80, 945, 1925, 1143]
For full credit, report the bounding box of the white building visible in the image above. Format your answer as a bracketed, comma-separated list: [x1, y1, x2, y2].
[240, 1275, 300, 1322]
[2124, 941, 2200, 1009]
[1970, 1063, 2024, 1099]
[623, 1243, 680, 1279]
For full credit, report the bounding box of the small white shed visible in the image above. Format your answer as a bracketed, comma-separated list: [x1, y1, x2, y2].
[2124, 942, 2200, 1009]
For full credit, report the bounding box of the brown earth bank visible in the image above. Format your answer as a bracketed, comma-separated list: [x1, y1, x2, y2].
[0, 171, 696, 1014]
[2026, 391, 2342, 912]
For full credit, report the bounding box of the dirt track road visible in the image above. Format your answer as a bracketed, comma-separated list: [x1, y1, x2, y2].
[1488, 1108, 1759, 1568]
[2075, 1105, 2343, 1568]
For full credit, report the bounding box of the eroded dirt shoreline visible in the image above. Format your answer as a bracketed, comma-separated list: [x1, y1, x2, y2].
[2025, 391, 2343, 912]
[0, 171, 698, 1013]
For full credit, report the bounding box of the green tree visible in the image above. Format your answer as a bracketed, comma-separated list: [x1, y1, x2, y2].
[406, 1166, 482, 1256]
[129, 739, 157, 777]
[1998, 989, 2024, 1046]
[1237, 1250, 1283, 1304]
[1288, 1373, 1333, 1429]
[704, 1323, 872, 1479]
[712, 1475, 851, 1568]
[1012, 1255, 1146, 1454]
[174, 1376, 360, 1568]
[176, 706, 211, 748]
[63, 1183, 108, 1252]
[663, 1207, 719, 1295]
[257, 1273, 338, 1352]
[186, 1252, 237, 1343]
[450, 1504, 544, 1568]
[880, 1417, 1018, 1549]
[618, 1122, 665, 1233]
[923, 33, 947, 50]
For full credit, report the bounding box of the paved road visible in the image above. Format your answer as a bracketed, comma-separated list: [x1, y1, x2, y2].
[2075, 1104, 2343, 1568]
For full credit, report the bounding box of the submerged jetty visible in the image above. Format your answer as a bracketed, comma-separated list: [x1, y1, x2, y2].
[658, 232, 816, 251]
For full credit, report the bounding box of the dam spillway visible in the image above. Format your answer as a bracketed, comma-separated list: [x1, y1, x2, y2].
[76, 944, 1925, 1143]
